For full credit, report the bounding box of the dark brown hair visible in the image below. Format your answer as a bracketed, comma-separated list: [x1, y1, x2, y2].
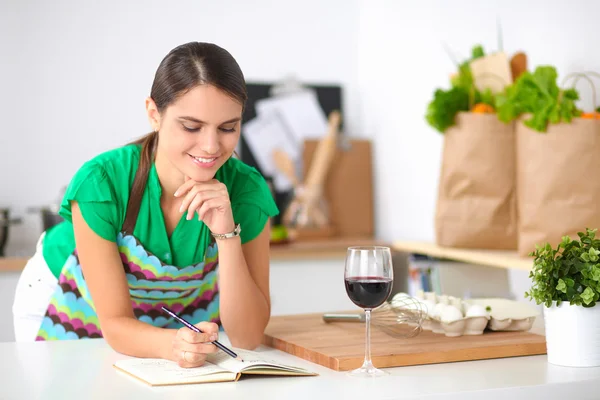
[123, 42, 247, 233]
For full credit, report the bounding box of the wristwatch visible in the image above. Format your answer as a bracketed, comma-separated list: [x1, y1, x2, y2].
[211, 223, 241, 240]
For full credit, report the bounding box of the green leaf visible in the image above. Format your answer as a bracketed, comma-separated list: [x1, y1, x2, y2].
[589, 248, 600, 262]
[565, 278, 575, 287]
[582, 287, 595, 305]
[425, 87, 470, 133]
[471, 45, 485, 59]
[556, 279, 567, 293]
[592, 266, 600, 281]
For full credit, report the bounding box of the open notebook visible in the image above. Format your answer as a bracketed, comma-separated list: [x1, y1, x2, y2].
[113, 348, 318, 386]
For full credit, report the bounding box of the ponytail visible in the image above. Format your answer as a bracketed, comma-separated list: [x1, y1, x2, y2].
[123, 131, 158, 234]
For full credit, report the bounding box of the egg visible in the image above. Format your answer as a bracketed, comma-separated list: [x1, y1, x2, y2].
[431, 302, 447, 320]
[392, 292, 410, 302]
[419, 300, 437, 316]
[449, 296, 462, 309]
[438, 295, 450, 305]
[440, 305, 464, 323]
[424, 292, 437, 303]
[465, 304, 489, 318]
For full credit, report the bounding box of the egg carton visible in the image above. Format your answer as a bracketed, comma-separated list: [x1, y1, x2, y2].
[395, 292, 539, 338]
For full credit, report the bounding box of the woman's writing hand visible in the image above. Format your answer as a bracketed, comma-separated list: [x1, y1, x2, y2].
[174, 178, 235, 235]
[171, 321, 220, 368]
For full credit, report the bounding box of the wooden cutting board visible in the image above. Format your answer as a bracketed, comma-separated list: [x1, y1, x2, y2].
[302, 139, 374, 238]
[263, 312, 547, 371]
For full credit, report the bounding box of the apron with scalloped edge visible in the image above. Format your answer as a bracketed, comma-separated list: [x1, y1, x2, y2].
[35, 156, 220, 340]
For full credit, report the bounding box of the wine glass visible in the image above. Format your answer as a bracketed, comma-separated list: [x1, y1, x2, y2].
[344, 246, 394, 377]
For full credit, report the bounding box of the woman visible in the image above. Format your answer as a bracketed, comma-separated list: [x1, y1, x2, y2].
[12, 42, 279, 368]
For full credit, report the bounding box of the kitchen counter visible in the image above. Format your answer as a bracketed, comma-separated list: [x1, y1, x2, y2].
[1, 333, 599, 400]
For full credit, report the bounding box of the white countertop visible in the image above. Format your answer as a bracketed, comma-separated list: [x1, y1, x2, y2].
[0, 335, 599, 400]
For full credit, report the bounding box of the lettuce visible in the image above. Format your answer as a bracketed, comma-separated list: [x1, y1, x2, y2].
[495, 66, 581, 132]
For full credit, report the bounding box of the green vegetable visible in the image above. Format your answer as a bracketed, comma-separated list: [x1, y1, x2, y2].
[496, 66, 581, 132]
[426, 44, 492, 133]
[470, 45, 485, 60]
[425, 87, 470, 133]
[525, 228, 600, 308]
[478, 88, 495, 108]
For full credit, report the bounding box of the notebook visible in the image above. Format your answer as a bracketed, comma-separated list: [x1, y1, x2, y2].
[113, 348, 318, 386]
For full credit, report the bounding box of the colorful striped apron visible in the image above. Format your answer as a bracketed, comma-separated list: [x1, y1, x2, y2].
[35, 156, 220, 340]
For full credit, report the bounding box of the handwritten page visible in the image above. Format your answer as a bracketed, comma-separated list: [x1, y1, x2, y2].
[113, 358, 235, 386]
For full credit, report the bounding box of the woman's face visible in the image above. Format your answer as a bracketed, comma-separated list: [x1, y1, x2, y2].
[149, 84, 242, 183]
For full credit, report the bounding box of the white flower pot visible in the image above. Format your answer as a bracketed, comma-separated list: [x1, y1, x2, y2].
[544, 302, 600, 367]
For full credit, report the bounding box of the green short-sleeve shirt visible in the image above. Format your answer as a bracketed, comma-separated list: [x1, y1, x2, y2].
[42, 144, 279, 278]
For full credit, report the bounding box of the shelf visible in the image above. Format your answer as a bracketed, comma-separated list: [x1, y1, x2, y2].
[392, 240, 534, 271]
[270, 237, 388, 261]
[0, 257, 29, 272]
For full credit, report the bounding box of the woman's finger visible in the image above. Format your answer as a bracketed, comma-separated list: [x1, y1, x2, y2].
[173, 178, 197, 197]
[195, 321, 220, 336]
[179, 341, 219, 355]
[178, 185, 202, 214]
[178, 183, 223, 214]
[177, 349, 207, 368]
[197, 198, 229, 221]
[186, 191, 223, 220]
[177, 327, 216, 344]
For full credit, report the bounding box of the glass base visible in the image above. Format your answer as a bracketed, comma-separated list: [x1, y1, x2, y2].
[347, 362, 389, 378]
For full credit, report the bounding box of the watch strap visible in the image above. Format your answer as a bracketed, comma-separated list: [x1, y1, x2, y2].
[211, 223, 241, 240]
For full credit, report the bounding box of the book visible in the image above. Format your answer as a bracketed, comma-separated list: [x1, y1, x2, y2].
[113, 348, 318, 386]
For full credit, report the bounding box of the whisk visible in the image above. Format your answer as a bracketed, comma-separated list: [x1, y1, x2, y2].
[323, 295, 426, 338]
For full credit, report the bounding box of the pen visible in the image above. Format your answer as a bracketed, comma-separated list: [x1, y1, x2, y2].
[161, 306, 243, 362]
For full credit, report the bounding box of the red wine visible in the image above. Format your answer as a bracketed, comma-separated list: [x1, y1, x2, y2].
[345, 276, 393, 309]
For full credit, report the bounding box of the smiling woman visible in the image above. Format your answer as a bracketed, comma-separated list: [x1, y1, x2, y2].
[11, 42, 279, 368]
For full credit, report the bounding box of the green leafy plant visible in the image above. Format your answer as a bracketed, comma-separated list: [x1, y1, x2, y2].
[425, 44, 494, 133]
[525, 228, 600, 308]
[495, 66, 581, 132]
[425, 87, 470, 133]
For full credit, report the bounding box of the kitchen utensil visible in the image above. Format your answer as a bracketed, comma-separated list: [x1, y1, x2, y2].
[272, 149, 299, 187]
[0, 208, 22, 257]
[27, 206, 64, 232]
[28, 186, 66, 232]
[323, 296, 425, 339]
[283, 110, 341, 231]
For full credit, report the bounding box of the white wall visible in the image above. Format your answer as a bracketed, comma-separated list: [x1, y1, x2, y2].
[1, 0, 361, 255]
[357, 0, 600, 243]
[3, 1, 599, 303]
[356, 0, 600, 303]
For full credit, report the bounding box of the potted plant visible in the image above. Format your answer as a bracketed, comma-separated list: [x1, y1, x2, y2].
[525, 228, 600, 367]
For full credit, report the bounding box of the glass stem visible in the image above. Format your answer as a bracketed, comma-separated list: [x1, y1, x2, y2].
[363, 309, 373, 367]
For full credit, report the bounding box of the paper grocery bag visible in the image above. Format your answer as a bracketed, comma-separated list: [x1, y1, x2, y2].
[516, 118, 600, 256]
[435, 112, 517, 249]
